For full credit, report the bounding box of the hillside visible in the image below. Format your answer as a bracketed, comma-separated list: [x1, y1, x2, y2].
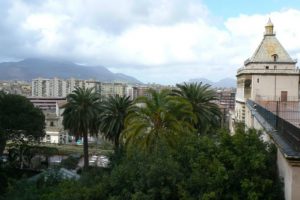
[0, 58, 142, 84]
[188, 77, 236, 88]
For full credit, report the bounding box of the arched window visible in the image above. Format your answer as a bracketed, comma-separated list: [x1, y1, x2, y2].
[272, 54, 278, 62]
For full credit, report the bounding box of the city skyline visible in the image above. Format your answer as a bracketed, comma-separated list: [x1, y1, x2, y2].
[0, 1, 300, 84]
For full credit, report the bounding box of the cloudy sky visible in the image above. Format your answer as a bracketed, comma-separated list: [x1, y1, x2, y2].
[1, 0, 300, 84]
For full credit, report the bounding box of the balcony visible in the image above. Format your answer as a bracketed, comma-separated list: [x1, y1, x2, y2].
[247, 99, 300, 156]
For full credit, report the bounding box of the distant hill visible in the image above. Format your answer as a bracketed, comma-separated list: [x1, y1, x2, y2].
[0, 58, 142, 84]
[188, 77, 236, 88]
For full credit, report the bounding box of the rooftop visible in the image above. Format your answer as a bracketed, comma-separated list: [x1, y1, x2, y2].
[245, 19, 296, 65]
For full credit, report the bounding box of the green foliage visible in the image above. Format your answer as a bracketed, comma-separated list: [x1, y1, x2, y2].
[62, 87, 100, 139]
[99, 95, 134, 149]
[0, 93, 45, 156]
[60, 156, 81, 170]
[123, 89, 196, 150]
[0, 167, 8, 194]
[62, 87, 101, 169]
[172, 82, 221, 134]
[1, 89, 283, 200]
[3, 129, 283, 200]
[7, 141, 58, 169]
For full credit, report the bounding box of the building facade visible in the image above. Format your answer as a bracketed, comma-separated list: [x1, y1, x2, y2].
[235, 19, 300, 124]
[100, 82, 126, 97]
[216, 89, 236, 110]
[32, 78, 103, 97]
[234, 19, 300, 200]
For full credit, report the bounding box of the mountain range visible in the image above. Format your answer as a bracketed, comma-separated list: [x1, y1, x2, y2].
[188, 77, 236, 88]
[0, 58, 142, 84]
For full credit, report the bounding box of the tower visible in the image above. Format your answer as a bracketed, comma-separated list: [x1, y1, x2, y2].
[234, 19, 300, 124]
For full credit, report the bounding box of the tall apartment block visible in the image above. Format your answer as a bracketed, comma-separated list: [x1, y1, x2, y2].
[31, 77, 127, 98]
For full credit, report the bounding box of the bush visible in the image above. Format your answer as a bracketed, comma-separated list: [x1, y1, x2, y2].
[60, 156, 81, 170]
[3, 129, 284, 200]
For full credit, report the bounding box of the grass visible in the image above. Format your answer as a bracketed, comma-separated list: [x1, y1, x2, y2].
[38, 141, 114, 156]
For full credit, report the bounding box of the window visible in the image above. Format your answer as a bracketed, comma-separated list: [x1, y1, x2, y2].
[244, 79, 251, 88]
[257, 78, 259, 83]
[272, 54, 278, 62]
[50, 121, 54, 126]
[265, 66, 269, 69]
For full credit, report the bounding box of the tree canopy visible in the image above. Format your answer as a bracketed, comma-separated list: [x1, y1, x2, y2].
[98, 95, 134, 149]
[0, 92, 45, 156]
[172, 82, 221, 134]
[0, 89, 284, 200]
[3, 129, 283, 200]
[62, 87, 100, 169]
[123, 89, 196, 150]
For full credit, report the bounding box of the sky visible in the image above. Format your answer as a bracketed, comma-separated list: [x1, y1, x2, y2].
[1, 0, 300, 85]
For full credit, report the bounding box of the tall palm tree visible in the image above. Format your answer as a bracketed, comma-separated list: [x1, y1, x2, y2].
[98, 95, 134, 149]
[123, 89, 196, 150]
[172, 82, 221, 134]
[62, 87, 100, 169]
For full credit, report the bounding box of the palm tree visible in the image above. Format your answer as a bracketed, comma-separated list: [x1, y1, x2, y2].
[172, 82, 221, 134]
[123, 89, 195, 150]
[98, 95, 134, 149]
[62, 87, 100, 169]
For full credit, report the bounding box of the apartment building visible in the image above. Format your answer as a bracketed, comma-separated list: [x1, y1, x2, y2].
[100, 82, 126, 97]
[32, 78, 102, 97]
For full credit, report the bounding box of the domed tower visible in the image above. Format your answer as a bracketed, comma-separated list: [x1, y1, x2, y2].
[234, 19, 300, 124]
[265, 18, 274, 35]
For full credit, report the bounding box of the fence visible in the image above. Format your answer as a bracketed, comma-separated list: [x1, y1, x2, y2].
[247, 99, 300, 151]
[255, 95, 299, 102]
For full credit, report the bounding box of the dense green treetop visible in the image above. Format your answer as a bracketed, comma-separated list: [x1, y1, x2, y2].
[98, 95, 134, 149]
[172, 82, 221, 134]
[62, 87, 101, 169]
[0, 92, 45, 156]
[123, 89, 196, 150]
[0, 92, 45, 139]
[3, 129, 283, 200]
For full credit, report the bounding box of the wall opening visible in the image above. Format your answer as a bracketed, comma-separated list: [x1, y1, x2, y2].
[272, 54, 278, 62]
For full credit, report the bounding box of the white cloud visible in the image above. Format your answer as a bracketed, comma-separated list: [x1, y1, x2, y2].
[1, 1, 300, 84]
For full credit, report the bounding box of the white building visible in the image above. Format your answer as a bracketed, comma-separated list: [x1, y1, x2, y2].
[42, 110, 69, 144]
[32, 78, 51, 97]
[234, 19, 300, 200]
[235, 19, 300, 124]
[32, 78, 102, 97]
[100, 82, 126, 97]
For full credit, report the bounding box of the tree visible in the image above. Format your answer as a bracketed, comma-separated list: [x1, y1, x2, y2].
[172, 82, 221, 134]
[62, 87, 100, 169]
[7, 143, 58, 169]
[0, 93, 45, 157]
[123, 89, 196, 150]
[3, 129, 283, 200]
[99, 95, 134, 149]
